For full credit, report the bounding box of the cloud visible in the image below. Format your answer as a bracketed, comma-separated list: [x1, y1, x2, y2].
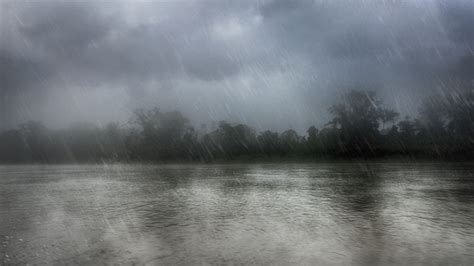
[20, 2, 113, 52]
[1, 0, 473, 131]
[438, 0, 474, 45]
[0, 52, 51, 92]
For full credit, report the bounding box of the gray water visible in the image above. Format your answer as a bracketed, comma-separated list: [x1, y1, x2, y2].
[1, 163, 473, 265]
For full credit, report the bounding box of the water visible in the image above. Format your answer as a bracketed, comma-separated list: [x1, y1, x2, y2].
[1, 163, 473, 265]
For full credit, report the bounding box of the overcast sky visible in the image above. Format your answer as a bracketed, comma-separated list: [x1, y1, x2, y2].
[1, 0, 473, 132]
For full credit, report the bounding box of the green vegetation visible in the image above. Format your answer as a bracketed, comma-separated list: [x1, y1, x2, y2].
[1, 89, 472, 163]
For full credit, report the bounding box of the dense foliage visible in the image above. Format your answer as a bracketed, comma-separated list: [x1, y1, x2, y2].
[1, 89, 472, 163]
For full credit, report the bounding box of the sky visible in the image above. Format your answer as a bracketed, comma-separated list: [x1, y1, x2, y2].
[1, 0, 473, 132]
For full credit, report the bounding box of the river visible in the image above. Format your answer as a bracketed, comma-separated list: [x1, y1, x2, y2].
[1, 163, 473, 264]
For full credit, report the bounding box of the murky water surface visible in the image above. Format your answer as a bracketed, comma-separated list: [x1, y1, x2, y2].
[1, 163, 473, 265]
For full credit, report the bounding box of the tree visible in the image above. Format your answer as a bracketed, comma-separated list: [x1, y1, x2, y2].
[444, 90, 474, 142]
[307, 126, 319, 153]
[379, 109, 399, 131]
[217, 121, 257, 157]
[63, 122, 103, 161]
[280, 129, 301, 154]
[102, 122, 127, 160]
[18, 121, 52, 162]
[132, 108, 192, 160]
[327, 90, 387, 155]
[258, 130, 280, 155]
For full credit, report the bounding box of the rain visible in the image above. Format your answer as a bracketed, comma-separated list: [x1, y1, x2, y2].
[0, 0, 473, 265]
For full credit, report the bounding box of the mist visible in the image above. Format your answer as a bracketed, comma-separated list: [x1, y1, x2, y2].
[2, 2, 474, 265]
[1, 0, 472, 133]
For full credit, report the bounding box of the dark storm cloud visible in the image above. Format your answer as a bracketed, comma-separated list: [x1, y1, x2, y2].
[436, 0, 474, 87]
[1, 0, 473, 130]
[20, 2, 113, 52]
[2, 0, 248, 90]
[0, 52, 51, 91]
[261, 0, 473, 114]
[438, 0, 474, 45]
[260, 0, 450, 70]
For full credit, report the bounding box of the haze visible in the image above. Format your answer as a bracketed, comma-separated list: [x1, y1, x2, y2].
[1, 0, 473, 132]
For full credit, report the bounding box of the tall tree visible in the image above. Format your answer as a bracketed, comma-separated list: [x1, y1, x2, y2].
[132, 108, 191, 159]
[327, 90, 387, 155]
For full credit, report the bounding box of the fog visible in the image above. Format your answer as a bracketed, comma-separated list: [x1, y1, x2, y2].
[1, 3, 474, 263]
[1, 0, 473, 132]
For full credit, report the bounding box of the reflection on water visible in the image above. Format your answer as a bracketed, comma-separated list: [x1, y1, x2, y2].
[1, 163, 473, 265]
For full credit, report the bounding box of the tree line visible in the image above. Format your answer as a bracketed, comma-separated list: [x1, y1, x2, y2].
[0, 89, 472, 163]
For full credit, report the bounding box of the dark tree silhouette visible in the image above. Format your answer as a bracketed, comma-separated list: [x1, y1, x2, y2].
[132, 108, 191, 160]
[327, 90, 386, 156]
[258, 130, 281, 155]
[379, 109, 399, 131]
[0, 89, 472, 162]
[307, 126, 319, 153]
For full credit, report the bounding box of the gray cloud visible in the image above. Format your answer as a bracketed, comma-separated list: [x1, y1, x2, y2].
[0, 52, 51, 91]
[439, 0, 474, 45]
[20, 2, 113, 52]
[1, 0, 473, 131]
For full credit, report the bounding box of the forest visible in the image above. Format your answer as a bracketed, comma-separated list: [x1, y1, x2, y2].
[0, 89, 472, 163]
